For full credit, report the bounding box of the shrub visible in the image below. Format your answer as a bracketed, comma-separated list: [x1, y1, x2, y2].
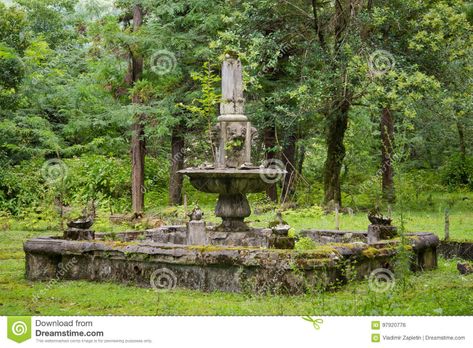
[64, 155, 131, 213]
[441, 154, 473, 190]
[295, 237, 317, 250]
[0, 159, 47, 214]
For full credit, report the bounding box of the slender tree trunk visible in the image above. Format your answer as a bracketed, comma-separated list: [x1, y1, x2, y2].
[381, 107, 395, 203]
[131, 111, 145, 215]
[169, 125, 185, 205]
[456, 119, 469, 184]
[263, 125, 278, 202]
[130, 4, 145, 217]
[323, 98, 350, 206]
[323, 0, 353, 207]
[281, 133, 297, 203]
[457, 119, 466, 161]
[297, 143, 305, 175]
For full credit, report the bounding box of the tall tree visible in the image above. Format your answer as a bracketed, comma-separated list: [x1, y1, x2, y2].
[380, 107, 395, 203]
[128, 4, 145, 217]
[263, 124, 278, 202]
[319, 0, 356, 206]
[168, 124, 185, 205]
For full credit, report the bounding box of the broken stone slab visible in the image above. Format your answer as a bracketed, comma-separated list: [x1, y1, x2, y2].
[145, 225, 187, 244]
[272, 224, 291, 236]
[457, 262, 473, 275]
[438, 240, 473, 261]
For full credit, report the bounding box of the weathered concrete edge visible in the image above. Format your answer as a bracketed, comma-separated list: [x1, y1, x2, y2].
[23, 233, 439, 293]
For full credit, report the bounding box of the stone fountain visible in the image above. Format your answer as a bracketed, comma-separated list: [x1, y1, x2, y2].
[180, 55, 284, 233]
[22, 55, 439, 295]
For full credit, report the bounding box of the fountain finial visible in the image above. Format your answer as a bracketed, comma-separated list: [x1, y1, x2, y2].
[220, 55, 245, 117]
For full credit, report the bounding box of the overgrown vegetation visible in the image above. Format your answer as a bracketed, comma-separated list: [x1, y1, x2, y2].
[0, 0, 472, 218]
[0, 0, 472, 315]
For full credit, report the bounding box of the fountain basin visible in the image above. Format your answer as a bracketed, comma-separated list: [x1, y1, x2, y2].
[179, 168, 284, 194]
[180, 167, 285, 231]
[24, 232, 439, 294]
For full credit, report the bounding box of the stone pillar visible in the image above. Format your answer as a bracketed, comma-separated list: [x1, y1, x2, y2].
[187, 220, 207, 245]
[216, 55, 253, 168]
[186, 207, 207, 245]
[367, 225, 380, 244]
[220, 56, 244, 115]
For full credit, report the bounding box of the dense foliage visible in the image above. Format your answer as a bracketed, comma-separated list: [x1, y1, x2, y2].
[0, 0, 472, 218]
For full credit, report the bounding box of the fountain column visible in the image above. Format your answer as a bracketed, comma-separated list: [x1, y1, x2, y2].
[214, 54, 253, 230]
[216, 54, 252, 168]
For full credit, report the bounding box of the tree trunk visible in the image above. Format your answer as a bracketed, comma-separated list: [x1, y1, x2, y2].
[169, 125, 185, 205]
[322, 0, 354, 207]
[131, 112, 145, 215]
[297, 143, 305, 177]
[263, 125, 278, 202]
[381, 107, 395, 203]
[456, 118, 469, 184]
[311, 0, 326, 49]
[457, 119, 466, 161]
[130, 4, 145, 217]
[323, 98, 350, 206]
[281, 133, 297, 203]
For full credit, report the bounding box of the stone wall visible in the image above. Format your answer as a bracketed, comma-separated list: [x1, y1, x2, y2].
[24, 232, 439, 294]
[439, 241, 473, 260]
[115, 225, 296, 249]
[300, 229, 367, 244]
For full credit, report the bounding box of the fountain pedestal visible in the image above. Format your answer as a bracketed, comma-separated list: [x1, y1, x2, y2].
[215, 193, 250, 231]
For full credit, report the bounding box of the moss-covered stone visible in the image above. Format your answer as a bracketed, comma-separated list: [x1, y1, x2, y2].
[23, 231, 439, 294]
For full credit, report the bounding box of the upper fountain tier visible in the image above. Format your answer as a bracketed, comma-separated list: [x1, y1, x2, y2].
[215, 55, 252, 169]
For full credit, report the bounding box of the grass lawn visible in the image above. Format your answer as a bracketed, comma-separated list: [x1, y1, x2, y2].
[1, 229, 472, 316]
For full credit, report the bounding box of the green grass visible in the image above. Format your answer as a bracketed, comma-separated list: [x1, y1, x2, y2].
[187, 204, 473, 241]
[160, 189, 473, 241]
[0, 229, 472, 315]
